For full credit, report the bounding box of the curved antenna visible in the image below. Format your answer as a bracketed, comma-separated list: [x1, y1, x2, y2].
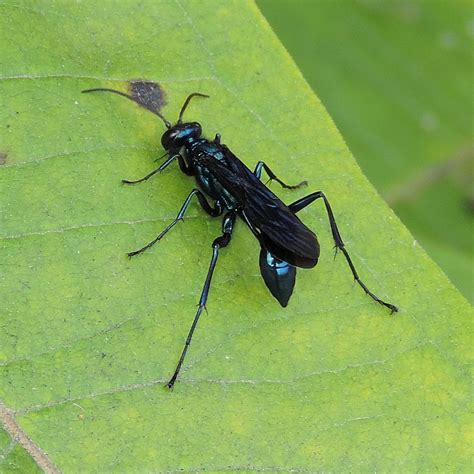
[178, 93, 210, 123]
[81, 87, 172, 129]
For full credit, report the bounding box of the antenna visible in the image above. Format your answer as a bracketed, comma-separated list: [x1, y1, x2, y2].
[81, 88, 172, 129]
[178, 93, 210, 123]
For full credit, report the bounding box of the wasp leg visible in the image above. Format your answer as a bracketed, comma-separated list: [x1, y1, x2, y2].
[167, 211, 237, 388]
[127, 189, 223, 258]
[176, 153, 194, 176]
[289, 192, 398, 314]
[253, 161, 307, 189]
[122, 154, 177, 184]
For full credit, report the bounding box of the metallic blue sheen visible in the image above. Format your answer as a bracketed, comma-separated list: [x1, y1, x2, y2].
[259, 249, 296, 307]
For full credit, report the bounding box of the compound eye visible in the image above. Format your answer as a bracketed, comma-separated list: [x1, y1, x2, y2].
[192, 122, 202, 136]
[161, 129, 177, 149]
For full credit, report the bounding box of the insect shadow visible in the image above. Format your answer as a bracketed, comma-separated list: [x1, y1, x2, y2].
[82, 86, 398, 388]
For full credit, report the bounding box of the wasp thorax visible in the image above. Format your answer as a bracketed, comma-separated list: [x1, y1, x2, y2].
[161, 122, 202, 150]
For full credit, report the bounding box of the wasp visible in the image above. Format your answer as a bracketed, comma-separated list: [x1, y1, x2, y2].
[82, 87, 398, 388]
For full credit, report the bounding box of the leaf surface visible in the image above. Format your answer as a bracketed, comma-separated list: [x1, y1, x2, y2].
[0, 0, 471, 471]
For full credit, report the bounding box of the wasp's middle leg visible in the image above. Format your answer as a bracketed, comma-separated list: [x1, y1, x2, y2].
[128, 189, 223, 258]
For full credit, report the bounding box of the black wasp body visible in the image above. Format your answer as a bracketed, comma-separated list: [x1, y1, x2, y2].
[82, 89, 398, 388]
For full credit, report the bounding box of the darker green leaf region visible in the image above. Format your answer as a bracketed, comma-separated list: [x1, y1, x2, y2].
[129, 80, 166, 115]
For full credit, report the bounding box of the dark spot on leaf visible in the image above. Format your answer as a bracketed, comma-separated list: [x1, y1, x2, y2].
[0, 152, 7, 165]
[128, 80, 166, 115]
[464, 196, 474, 215]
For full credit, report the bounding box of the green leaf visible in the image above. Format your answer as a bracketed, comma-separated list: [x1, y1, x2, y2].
[0, 422, 41, 473]
[257, 0, 474, 303]
[0, 0, 471, 472]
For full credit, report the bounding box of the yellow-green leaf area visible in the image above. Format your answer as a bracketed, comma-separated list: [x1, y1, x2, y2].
[0, 0, 471, 472]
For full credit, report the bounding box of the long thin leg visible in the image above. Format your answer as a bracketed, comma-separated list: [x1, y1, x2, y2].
[122, 154, 177, 184]
[128, 189, 222, 257]
[154, 151, 169, 162]
[253, 161, 307, 190]
[167, 212, 237, 388]
[289, 192, 398, 313]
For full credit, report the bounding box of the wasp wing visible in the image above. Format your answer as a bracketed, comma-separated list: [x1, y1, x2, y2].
[201, 147, 319, 268]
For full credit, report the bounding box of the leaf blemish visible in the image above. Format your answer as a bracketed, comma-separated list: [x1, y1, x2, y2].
[128, 80, 166, 115]
[0, 152, 7, 165]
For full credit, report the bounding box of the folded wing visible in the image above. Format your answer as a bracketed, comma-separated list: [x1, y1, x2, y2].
[201, 147, 319, 268]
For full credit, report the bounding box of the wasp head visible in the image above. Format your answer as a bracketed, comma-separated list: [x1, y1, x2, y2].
[161, 122, 202, 151]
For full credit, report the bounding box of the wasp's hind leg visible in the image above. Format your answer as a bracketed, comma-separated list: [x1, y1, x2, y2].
[167, 211, 237, 388]
[289, 192, 398, 314]
[127, 189, 223, 258]
[253, 161, 307, 190]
